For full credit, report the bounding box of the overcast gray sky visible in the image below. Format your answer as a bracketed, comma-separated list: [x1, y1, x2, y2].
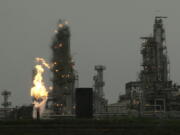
[0, 0, 180, 106]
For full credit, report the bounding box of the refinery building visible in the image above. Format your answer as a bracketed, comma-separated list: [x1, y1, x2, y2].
[118, 17, 180, 116]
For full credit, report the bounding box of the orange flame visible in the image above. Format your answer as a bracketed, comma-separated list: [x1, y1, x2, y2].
[36, 57, 50, 69]
[31, 58, 51, 119]
[31, 65, 48, 100]
[31, 58, 50, 101]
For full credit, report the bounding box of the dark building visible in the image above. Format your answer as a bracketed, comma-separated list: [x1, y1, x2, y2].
[75, 88, 93, 118]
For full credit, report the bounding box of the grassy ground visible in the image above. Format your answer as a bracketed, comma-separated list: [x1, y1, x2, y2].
[0, 117, 180, 135]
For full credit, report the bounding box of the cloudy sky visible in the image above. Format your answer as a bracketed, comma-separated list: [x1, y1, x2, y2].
[1, 0, 180, 106]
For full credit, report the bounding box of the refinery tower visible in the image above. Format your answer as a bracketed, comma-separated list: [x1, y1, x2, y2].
[49, 20, 76, 115]
[120, 16, 180, 113]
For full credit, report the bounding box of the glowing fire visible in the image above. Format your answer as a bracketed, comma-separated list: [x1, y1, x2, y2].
[31, 57, 50, 119]
[31, 65, 48, 99]
[36, 57, 50, 69]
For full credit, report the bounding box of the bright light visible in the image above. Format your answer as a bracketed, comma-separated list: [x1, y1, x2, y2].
[31, 65, 48, 100]
[59, 43, 63, 47]
[65, 21, 69, 25]
[58, 24, 64, 28]
[54, 30, 58, 33]
[31, 57, 50, 119]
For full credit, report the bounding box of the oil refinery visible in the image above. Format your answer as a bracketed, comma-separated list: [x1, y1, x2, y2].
[1, 16, 180, 120]
[118, 16, 180, 117]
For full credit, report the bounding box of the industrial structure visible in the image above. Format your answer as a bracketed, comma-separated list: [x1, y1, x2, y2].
[46, 20, 108, 116]
[119, 16, 180, 115]
[0, 90, 12, 119]
[1, 90, 11, 110]
[93, 65, 108, 113]
[29, 17, 180, 118]
[48, 20, 77, 115]
[76, 88, 93, 118]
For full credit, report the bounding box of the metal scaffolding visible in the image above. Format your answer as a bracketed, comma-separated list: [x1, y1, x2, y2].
[121, 16, 180, 115]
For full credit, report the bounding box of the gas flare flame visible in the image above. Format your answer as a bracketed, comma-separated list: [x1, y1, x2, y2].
[36, 57, 50, 69]
[31, 57, 50, 119]
[31, 64, 48, 100]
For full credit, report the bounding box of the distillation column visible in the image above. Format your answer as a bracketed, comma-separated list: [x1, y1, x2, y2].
[93, 65, 107, 113]
[153, 16, 168, 82]
[51, 20, 75, 115]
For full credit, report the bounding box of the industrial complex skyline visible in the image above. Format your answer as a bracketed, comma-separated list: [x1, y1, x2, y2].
[1, 0, 180, 106]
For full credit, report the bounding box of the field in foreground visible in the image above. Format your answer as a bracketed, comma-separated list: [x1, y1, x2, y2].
[0, 117, 180, 135]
